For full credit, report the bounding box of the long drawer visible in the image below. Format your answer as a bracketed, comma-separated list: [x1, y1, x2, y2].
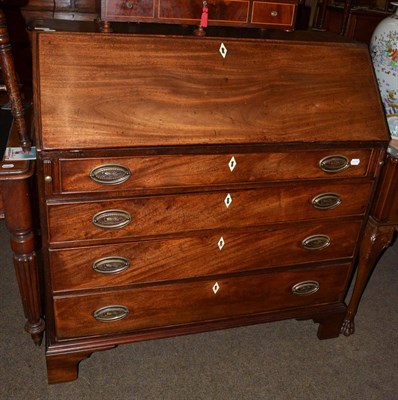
[53, 263, 350, 339]
[47, 182, 372, 243]
[49, 220, 361, 292]
[57, 149, 374, 194]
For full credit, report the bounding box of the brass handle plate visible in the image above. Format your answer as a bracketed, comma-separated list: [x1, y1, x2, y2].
[92, 209, 132, 229]
[92, 256, 130, 274]
[270, 10, 278, 16]
[125, 0, 135, 8]
[312, 193, 341, 210]
[319, 155, 350, 173]
[93, 305, 129, 322]
[302, 234, 331, 251]
[292, 280, 320, 296]
[89, 164, 131, 185]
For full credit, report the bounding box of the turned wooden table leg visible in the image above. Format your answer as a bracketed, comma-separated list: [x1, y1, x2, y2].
[1, 178, 45, 345]
[341, 218, 395, 336]
[313, 0, 329, 31]
[0, 9, 32, 151]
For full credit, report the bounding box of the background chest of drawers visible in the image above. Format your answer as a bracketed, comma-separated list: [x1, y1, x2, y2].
[100, 0, 299, 31]
[33, 31, 389, 383]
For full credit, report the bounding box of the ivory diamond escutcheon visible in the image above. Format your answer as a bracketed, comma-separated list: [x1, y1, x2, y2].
[212, 282, 220, 294]
[228, 156, 237, 171]
[218, 237, 225, 250]
[224, 193, 232, 208]
[219, 43, 227, 58]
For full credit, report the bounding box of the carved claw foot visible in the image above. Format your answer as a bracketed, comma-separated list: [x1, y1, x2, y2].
[341, 319, 355, 336]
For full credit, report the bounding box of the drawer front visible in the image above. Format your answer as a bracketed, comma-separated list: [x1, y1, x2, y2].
[53, 263, 350, 339]
[50, 220, 362, 292]
[251, 1, 295, 26]
[58, 149, 374, 194]
[158, 0, 249, 23]
[47, 182, 372, 243]
[103, 0, 155, 19]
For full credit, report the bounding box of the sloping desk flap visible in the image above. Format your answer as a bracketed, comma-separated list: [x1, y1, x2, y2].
[34, 32, 389, 150]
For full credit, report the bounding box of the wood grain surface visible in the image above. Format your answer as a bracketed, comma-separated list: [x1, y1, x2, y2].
[53, 263, 350, 339]
[57, 148, 374, 194]
[49, 219, 362, 291]
[46, 181, 372, 243]
[34, 32, 389, 150]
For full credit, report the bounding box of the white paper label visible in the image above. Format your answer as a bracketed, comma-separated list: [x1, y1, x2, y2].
[4, 147, 36, 160]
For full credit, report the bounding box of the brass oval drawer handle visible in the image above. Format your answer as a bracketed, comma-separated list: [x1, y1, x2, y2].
[292, 280, 320, 296]
[125, 0, 135, 9]
[319, 155, 350, 173]
[92, 209, 132, 229]
[270, 10, 278, 17]
[92, 256, 130, 274]
[93, 305, 129, 322]
[302, 234, 331, 251]
[312, 193, 341, 210]
[89, 164, 131, 185]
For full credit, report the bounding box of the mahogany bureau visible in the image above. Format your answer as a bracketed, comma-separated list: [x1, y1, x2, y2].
[32, 30, 390, 383]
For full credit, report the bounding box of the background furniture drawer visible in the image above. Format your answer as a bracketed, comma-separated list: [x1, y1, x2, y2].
[49, 220, 362, 292]
[58, 149, 374, 194]
[251, 1, 295, 26]
[47, 182, 372, 243]
[158, 0, 249, 23]
[53, 263, 350, 339]
[103, 0, 155, 19]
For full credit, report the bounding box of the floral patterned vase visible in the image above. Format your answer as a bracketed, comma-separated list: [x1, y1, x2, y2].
[370, 3, 398, 138]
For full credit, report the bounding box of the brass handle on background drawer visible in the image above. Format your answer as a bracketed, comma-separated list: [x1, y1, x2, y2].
[93, 305, 129, 322]
[89, 164, 131, 185]
[311, 193, 341, 210]
[291, 280, 320, 296]
[125, 0, 136, 9]
[92, 256, 130, 274]
[319, 155, 350, 173]
[301, 234, 331, 251]
[270, 10, 278, 16]
[92, 209, 131, 229]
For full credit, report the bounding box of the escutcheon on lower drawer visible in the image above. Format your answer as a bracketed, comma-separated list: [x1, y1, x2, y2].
[53, 263, 351, 339]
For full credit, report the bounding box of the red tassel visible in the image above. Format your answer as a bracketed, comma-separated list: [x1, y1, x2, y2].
[200, 5, 208, 28]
